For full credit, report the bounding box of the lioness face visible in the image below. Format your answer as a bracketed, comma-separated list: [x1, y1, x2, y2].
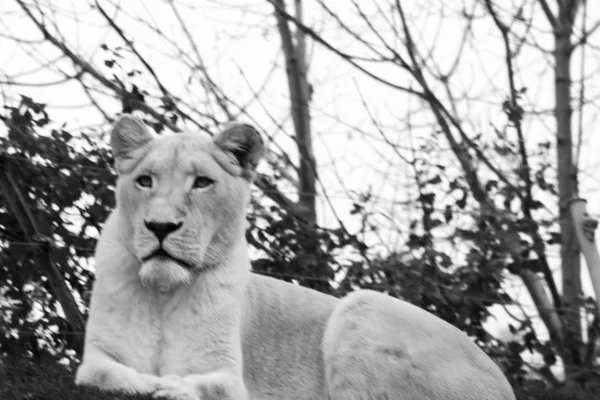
[110, 116, 264, 292]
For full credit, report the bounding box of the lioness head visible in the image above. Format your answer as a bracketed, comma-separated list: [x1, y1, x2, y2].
[110, 115, 264, 292]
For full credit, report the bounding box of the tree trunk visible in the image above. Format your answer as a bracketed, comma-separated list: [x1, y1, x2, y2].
[570, 199, 600, 314]
[555, 0, 582, 370]
[273, 0, 317, 225]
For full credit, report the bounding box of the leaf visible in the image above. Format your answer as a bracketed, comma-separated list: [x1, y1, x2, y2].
[530, 200, 544, 210]
[542, 350, 557, 366]
[350, 203, 362, 215]
[429, 218, 443, 229]
[419, 192, 435, 206]
[426, 175, 442, 185]
[456, 190, 467, 209]
[523, 331, 536, 353]
[444, 205, 453, 223]
[484, 180, 498, 192]
[546, 232, 561, 245]
[493, 142, 514, 156]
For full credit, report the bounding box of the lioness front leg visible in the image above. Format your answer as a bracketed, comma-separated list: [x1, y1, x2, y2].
[154, 369, 247, 400]
[76, 346, 161, 394]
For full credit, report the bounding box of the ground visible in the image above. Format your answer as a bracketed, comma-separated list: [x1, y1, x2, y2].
[0, 358, 596, 400]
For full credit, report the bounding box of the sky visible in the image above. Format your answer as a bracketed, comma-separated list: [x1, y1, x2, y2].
[2, 0, 600, 377]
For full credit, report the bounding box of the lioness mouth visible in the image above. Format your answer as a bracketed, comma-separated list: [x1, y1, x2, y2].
[142, 248, 193, 269]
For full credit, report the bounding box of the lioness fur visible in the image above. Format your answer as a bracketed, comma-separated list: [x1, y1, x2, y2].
[75, 115, 515, 400]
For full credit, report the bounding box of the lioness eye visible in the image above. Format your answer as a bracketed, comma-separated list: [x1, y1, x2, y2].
[193, 176, 214, 189]
[136, 175, 153, 188]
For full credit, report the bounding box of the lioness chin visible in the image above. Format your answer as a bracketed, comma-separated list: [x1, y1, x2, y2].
[75, 115, 515, 400]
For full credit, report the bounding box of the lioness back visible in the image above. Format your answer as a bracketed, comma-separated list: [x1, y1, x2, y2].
[322, 289, 514, 399]
[244, 274, 514, 400]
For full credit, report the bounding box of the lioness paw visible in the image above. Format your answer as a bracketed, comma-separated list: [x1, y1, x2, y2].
[154, 375, 199, 400]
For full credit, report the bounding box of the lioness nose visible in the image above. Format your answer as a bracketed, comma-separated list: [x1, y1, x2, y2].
[144, 220, 183, 241]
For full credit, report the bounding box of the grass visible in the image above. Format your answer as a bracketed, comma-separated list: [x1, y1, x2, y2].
[512, 379, 599, 400]
[1, 358, 598, 400]
[0, 358, 152, 400]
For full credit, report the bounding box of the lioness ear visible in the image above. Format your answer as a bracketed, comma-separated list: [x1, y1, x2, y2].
[111, 114, 154, 173]
[214, 123, 264, 180]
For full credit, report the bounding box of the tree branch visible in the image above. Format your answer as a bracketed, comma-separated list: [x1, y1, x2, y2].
[167, 0, 234, 120]
[15, 0, 308, 225]
[265, 0, 424, 98]
[539, 0, 557, 28]
[94, 0, 204, 130]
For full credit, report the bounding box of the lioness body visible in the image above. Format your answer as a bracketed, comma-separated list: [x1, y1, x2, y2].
[76, 116, 515, 399]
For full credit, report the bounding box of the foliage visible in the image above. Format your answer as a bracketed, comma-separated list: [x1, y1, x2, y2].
[0, 91, 519, 372]
[0, 95, 116, 359]
[0, 91, 541, 384]
[247, 203, 366, 294]
[275, 0, 600, 383]
[0, 95, 371, 360]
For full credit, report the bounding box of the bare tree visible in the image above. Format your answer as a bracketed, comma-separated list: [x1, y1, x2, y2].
[268, 0, 600, 381]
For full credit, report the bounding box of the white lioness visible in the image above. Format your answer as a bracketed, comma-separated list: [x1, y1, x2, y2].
[76, 115, 515, 400]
